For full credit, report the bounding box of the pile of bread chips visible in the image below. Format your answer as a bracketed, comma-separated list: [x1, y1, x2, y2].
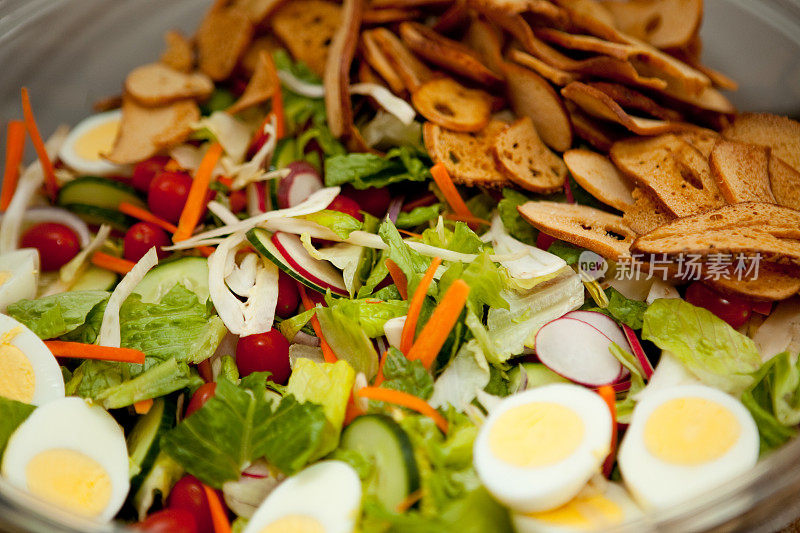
[104, 0, 800, 301]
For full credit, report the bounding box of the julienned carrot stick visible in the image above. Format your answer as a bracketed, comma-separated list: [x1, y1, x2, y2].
[272, 90, 285, 140]
[44, 341, 145, 365]
[118, 202, 178, 233]
[597, 385, 617, 478]
[407, 279, 470, 370]
[397, 229, 423, 239]
[444, 213, 491, 226]
[385, 259, 409, 300]
[396, 490, 423, 513]
[430, 163, 472, 219]
[133, 399, 153, 415]
[400, 257, 442, 354]
[373, 350, 388, 386]
[297, 283, 337, 363]
[91, 252, 136, 275]
[358, 386, 448, 433]
[202, 484, 232, 533]
[1, 120, 25, 211]
[173, 142, 223, 242]
[20, 88, 59, 202]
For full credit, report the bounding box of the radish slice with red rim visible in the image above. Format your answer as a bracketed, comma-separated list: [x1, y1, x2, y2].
[564, 310, 632, 351]
[271, 232, 347, 295]
[277, 161, 323, 208]
[621, 324, 654, 379]
[534, 317, 624, 387]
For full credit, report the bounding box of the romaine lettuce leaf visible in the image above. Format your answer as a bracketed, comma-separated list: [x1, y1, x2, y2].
[257, 395, 328, 475]
[300, 210, 362, 239]
[429, 340, 490, 410]
[396, 204, 442, 229]
[324, 147, 431, 190]
[94, 359, 202, 409]
[421, 221, 485, 255]
[0, 397, 35, 459]
[379, 221, 431, 295]
[642, 299, 762, 396]
[438, 253, 507, 314]
[315, 306, 379, 378]
[381, 347, 433, 399]
[326, 296, 408, 338]
[582, 287, 648, 330]
[7, 290, 109, 339]
[546, 241, 584, 265]
[497, 189, 537, 245]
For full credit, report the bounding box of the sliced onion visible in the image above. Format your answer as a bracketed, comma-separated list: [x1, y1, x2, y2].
[277, 70, 325, 98]
[292, 330, 321, 347]
[386, 197, 404, 224]
[349, 83, 416, 125]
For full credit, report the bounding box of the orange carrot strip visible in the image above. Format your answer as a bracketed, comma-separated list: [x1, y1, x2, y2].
[91, 251, 136, 275]
[202, 484, 232, 533]
[373, 350, 388, 386]
[1, 120, 26, 211]
[430, 163, 472, 219]
[45, 341, 145, 365]
[407, 279, 470, 369]
[20, 88, 59, 202]
[272, 91, 285, 140]
[198, 246, 216, 257]
[385, 259, 409, 300]
[400, 257, 442, 355]
[343, 394, 363, 426]
[444, 213, 491, 226]
[133, 399, 154, 415]
[298, 283, 337, 363]
[598, 385, 617, 478]
[396, 489, 423, 513]
[397, 229, 423, 239]
[173, 142, 223, 242]
[118, 202, 179, 233]
[216, 176, 234, 188]
[358, 386, 448, 433]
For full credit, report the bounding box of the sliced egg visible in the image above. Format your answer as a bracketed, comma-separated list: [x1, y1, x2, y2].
[242, 460, 361, 533]
[0, 313, 64, 405]
[512, 482, 643, 533]
[1, 397, 129, 521]
[58, 110, 129, 176]
[0, 249, 39, 312]
[473, 384, 612, 513]
[618, 384, 759, 510]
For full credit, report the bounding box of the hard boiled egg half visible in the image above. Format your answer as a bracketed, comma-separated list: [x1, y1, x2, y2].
[0, 313, 64, 405]
[474, 384, 612, 513]
[0, 249, 39, 312]
[512, 482, 643, 533]
[618, 384, 758, 510]
[58, 110, 129, 176]
[242, 460, 361, 533]
[1, 397, 130, 521]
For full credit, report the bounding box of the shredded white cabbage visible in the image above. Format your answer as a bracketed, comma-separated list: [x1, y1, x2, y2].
[97, 247, 159, 349]
[169, 144, 227, 176]
[300, 234, 363, 295]
[194, 112, 252, 164]
[349, 83, 416, 125]
[207, 201, 240, 226]
[277, 70, 326, 98]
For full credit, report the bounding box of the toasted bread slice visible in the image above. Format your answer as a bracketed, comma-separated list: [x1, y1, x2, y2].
[369, 27, 433, 92]
[518, 201, 637, 259]
[770, 155, 800, 211]
[125, 63, 213, 106]
[465, 18, 506, 76]
[271, 0, 341, 76]
[412, 78, 492, 133]
[709, 265, 800, 302]
[493, 117, 567, 194]
[228, 51, 280, 115]
[424, 120, 511, 188]
[601, 0, 702, 50]
[564, 149, 634, 211]
[723, 113, 800, 173]
[196, 5, 254, 81]
[676, 128, 720, 158]
[588, 82, 683, 122]
[631, 202, 800, 267]
[610, 134, 724, 217]
[565, 103, 626, 152]
[160, 30, 194, 73]
[709, 140, 775, 204]
[622, 187, 675, 235]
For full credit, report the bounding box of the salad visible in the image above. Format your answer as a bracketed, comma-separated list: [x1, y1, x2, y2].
[1, 0, 800, 532]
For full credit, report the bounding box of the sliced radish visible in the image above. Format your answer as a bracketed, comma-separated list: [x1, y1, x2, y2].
[270, 232, 347, 295]
[564, 310, 631, 350]
[535, 317, 624, 387]
[277, 162, 323, 208]
[621, 324, 654, 379]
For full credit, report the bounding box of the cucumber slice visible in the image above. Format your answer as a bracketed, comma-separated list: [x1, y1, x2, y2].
[247, 227, 343, 297]
[133, 256, 210, 303]
[127, 398, 177, 490]
[57, 176, 145, 210]
[63, 204, 133, 231]
[71, 265, 118, 291]
[339, 414, 419, 510]
[508, 362, 569, 392]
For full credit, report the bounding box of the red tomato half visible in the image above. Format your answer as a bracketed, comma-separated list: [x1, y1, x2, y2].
[20, 222, 80, 271]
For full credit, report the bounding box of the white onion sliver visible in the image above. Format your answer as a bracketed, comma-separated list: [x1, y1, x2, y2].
[97, 247, 159, 349]
[349, 83, 417, 125]
[277, 70, 325, 98]
[207, 201, 240, 226]
[59, 224, 112, 285]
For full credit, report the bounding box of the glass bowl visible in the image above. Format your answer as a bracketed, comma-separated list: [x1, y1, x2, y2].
[0, 0, 799, 531]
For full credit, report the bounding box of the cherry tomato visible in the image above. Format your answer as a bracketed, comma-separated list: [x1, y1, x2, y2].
[185, 383, 217, 419]
[123, 222, 171, 262]
[148, 171, 194, 224]
[132, 156, 171, 193]
[341, 185, 391, 218]
[228, 189, 247, 214]
[132, 509, 198, 533]
[20, 222, 80, 271]
[276, 271, 300, 319]
[685, 282, 752, 329]
[167, 475, 214, 533]
[326, 195, 364, 222]
[236, 329, 291, 384]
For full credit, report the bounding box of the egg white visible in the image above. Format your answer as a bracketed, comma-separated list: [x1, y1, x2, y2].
[473, 384, 612, 513]
[58, 110, 129, 176]
[242, 460, 362, 533]
[0, 313, 64, 405]
[1, 397, 129, 522]
[0, 249, 39, 312]
[618, 384, 759, 511]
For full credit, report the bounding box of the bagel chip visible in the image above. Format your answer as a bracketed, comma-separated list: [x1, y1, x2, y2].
[412, 78, 492, 133]
[271, 0, 342, 76]
[564, 149, 634, 211]
[125, 63, 213, 106]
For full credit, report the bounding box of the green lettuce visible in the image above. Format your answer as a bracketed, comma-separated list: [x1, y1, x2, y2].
[94, 360, 202, 409]
[438, 253, 507, 314]
[325, 147, 431, 190]
[642, 299, 762, 396]
[0, 397, 35, 459]
[583, 287, 648, 330]
[379, 221, 432, 295]
[327, 296, 408, 338]
[497, 189, 537, 245]
[300, 210, 363, 239]
[429, 340, 490, 410]
[420, 221, 485, 255]
[381, 347, 434, 399]
[546, 242, 584, 265]
[396, 204, 442, 229]
[315, 306, 380, 378]
[7, 290, 109, 339]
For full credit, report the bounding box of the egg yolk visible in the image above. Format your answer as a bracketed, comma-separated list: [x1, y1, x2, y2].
[0, 271, 11, 286]
[259, 515, 325, 533]
[74, 119, 120, 161]
[525, 492, 624, 530]
[0, 343, 35, 403]
[25, 448, 112, 518]
[644, 397, 740, 465]
[489, 402, 585, 467]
